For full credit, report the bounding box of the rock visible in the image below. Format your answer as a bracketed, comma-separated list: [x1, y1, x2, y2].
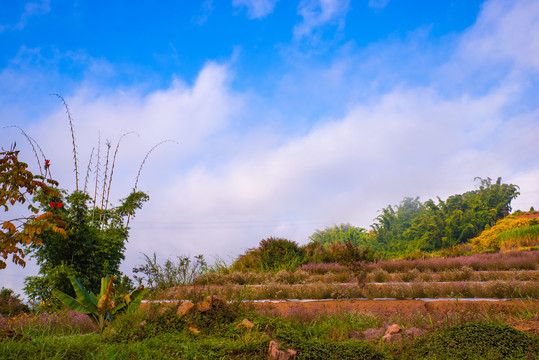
[385, 324, 402, 336]
[236, 318, 254, 329]
[268, 340, 297, 360]
[361, 328, 385, 341]
[176, 301, 195, 317]
[197, 300, 212, 312]
[188, 327, 200, 335]
[383, 324, 403, 342]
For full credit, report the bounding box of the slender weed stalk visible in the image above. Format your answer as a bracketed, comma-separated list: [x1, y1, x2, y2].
[100, 140, 111, 211]
[51, 94, 79, 191]
[93, 133, 101, 209]
[126, 139, 177, 226]
[105, 132, 138, 211]
[4, 125, 44, 176]
[83, 147, 94, 194]
[133, 140, 177, 192]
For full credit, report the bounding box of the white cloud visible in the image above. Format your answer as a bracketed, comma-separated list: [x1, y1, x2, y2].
[233, 0, 279, 19]
[294, 0, 350, 39]
[457, 0, 539, 71]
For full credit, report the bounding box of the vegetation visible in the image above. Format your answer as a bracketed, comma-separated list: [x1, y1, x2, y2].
[232, 237, 306, 271]
[0, 145, 65, 269]
[0, 287, 29, 316]
[133, 253, 208, 291]
[470, 213, 539, 252]
[24, 189, 148, 303]
[52, 276, 146, 332]
[403, 322, 539, 360]
[369, 177, 520, 257]
[2, 298, 538, 359]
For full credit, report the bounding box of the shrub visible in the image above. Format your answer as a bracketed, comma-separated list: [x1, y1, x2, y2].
[232, 237, 305, 272]
[133, 253, 207, 291]
[0, 288, 29, 316]
[370, 268, 391, 283]
[403, 322, 539, 360]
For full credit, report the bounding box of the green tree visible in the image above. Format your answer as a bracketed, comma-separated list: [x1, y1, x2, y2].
[24, 189, 148, 302]
[370, 179, 519, 256]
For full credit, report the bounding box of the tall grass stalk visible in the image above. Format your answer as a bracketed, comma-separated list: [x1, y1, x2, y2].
[52, 94, 79, 191]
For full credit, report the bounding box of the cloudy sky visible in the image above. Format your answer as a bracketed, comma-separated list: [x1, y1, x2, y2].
[1, 0, 538, 294]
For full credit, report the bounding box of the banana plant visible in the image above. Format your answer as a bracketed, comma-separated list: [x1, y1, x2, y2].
[53, 276, 147, 332]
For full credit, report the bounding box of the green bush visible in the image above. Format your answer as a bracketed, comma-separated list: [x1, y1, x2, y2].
[0, 288, 29, 316]
[403, 322, 539, 360]
[233, 237, 306, 272]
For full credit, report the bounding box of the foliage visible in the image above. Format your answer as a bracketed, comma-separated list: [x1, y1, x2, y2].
[52, 276, 147, 333]
[0, 288, 29, 316]
[268, 315, 388, 360]
[469, 213, 539, 252]
[309, 223, 370, 247]
[404, 322, 539, 360]
[132, 253, 207, 291]
[232, 237, 306, 272]
[0, 146, 65, 269]
[24, 189, 148, 302]
[370, 178, 520, 257]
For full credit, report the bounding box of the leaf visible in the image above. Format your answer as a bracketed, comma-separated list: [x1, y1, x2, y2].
[2, 221, 16, 232]
[52, 289, 93, 314]
[36, 212, 53, 221]
[52, 226, 67, 237]
[69, 277, 98, 312]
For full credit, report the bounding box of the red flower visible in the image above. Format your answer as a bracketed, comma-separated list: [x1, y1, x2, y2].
[57, 202, 63, 208]
[49, 202, 56, 208]
[45, 159, 50, 165]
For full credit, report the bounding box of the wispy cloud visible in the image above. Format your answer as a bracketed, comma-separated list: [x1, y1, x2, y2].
[193, 0, 214, 25]
[233, 0, 279, 19]
[368, 0, 390, 10]
[11, 0, 51, 31]
[294, 0, 350, 40]
[457, 0, 539, 71]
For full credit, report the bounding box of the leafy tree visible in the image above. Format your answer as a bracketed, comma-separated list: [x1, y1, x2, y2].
[370, 178, 519, 256]
[0, 145, 65, 269]
[24, 189, 148, 302]
[370, 197, 424, 254]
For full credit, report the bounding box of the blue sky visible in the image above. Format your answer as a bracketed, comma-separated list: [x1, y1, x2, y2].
[1, 0, 539, 294]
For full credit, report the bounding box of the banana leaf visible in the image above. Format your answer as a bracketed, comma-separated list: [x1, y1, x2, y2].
[70, 277, 98, 312]
[52, 289, 92, 314]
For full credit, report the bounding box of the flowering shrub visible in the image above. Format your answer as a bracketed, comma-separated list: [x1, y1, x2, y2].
[470, 214, 539, 252]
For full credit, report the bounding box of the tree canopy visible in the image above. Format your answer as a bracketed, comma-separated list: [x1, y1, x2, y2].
[369, 177, 519, 256]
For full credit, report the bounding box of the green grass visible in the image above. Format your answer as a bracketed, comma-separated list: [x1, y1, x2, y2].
[2, 310, 539, 360]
